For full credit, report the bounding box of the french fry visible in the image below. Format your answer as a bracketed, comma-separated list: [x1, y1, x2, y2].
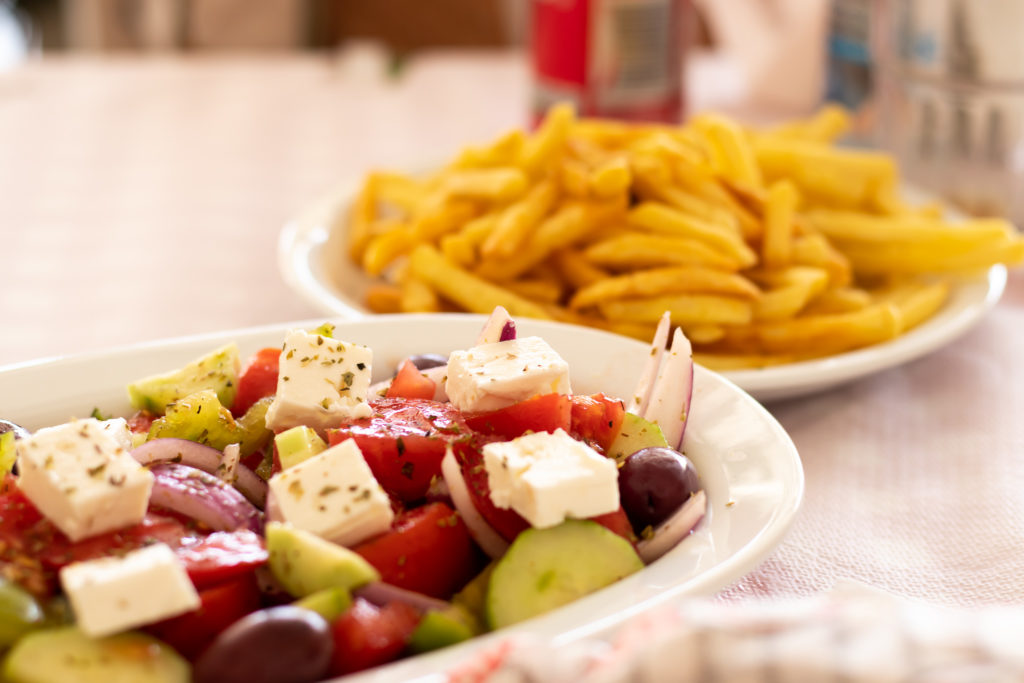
[754, 137, 897, 209]
[750, 266, 830, 321]
[714, 303, 900, 355]
[763, 104, 851, 144]
[399, 276, 441, 313]
[505, 278, 563, 304]
[584, 233, 743, 271]
[558, 157, 592, 198]
[837, 238, 1024, 275]
[440, 213, 499, 267]
[694, 114, 763, 190]
[481, 179, 559, 258]
[550, 249, 609, 289]
[362, 224, 415, 276]
[599, 293, 753, 326]
[628, 202, 757, 267]
[873, 280, 951, 332]
[762, 180, 799, 268]
[521, 102, 575, 176]
[347, 175, 378, 261]
[588, 156, 631, 198]
[451, 130, 525, 169]
[412, 197, 478, 242]
[569, 266, 761, 309]
[365, 283, 403, 314]
[802, 286, 872, 315]
[442, 168, 529, 203]
[477, 199, 625, 281]
[408, 244, 553, 319]
[694, 352, 808, 371]
[372, 172, 428, 214]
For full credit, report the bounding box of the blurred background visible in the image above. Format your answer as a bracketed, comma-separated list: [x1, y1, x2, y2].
[0, 0, 1021, 364]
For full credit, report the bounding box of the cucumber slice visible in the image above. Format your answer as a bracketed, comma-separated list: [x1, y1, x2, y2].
[408, 607, 476, 653]
[127, 343, 240, 415]
[606, 412, 668, 463]
[485, 520, 643, 630]
[3, 627, 189, 683]
[275, 426, 327, 470]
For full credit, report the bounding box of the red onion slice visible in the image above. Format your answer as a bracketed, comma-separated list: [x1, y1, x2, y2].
[475, 306, 515, 345]
[627, 312, 671, 416]
[132, 438, 267, 508]
[636, 489, 706, 564]
[440, 447, 508, 560]
[642, 327, 694, 451]
[354, 582, 450, 613]
[149, 463, 263, 534]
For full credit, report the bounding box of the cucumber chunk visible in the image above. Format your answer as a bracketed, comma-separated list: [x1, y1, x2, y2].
[275, 426, 327, 470]
[292, 586, 352, 622]
[265, 523, 379, 598]
[485, 520, 643, 630]
[127, 343, 240, 415]
[606, 412, 668, 463]
[408, 607, 476, 653]
[3, 627, 189, 683]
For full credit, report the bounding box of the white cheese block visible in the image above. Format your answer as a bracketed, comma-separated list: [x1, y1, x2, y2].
[267, 438, 394, 547]
[265, 330, 374, 434]
[483, 428, 619, 528]
[16, 418, 154, 542]
[60, 543, 200, 637]
[446, 336, 571, 413]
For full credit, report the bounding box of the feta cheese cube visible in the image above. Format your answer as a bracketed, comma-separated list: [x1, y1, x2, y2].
[483, 428, 619, 528]
[267, 438, 393, 546]
[60, 543, 200, 638]
[265, 330, 374, 433]
[446, 336, 571, 413]
[16, 418, 154, 542]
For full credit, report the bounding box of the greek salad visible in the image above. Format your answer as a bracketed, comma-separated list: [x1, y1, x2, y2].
[0, 307, 705, 683]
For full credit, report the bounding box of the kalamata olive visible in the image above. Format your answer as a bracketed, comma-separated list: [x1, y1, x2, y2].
[0, 420, 29, 441]
[619, 447, 702, 535]
[401, 353, 448, 373]
[193, 606, 333, 683]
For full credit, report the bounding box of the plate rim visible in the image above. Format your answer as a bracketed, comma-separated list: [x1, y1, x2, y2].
[0, 313, 804, 683]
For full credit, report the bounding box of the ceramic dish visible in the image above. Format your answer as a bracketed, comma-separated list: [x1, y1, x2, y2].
[0, 314, 802, 683]
[278, 184, 1008, 403]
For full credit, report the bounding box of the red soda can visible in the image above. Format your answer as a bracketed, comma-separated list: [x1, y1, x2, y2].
[530, 0, 688, 123]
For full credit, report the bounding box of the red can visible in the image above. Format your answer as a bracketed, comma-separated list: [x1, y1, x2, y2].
[530, 0, 688, 123]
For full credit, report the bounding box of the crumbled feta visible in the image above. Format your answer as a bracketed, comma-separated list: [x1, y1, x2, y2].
[16, 418, 154, 542]
[267, 438, 393, 546]
[483, 428, 619, 528]
[60, 543, 200, 637]
[446, 336, 571, 413]
[265, 330, 373, 433]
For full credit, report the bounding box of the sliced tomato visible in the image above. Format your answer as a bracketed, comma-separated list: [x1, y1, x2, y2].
[175, 530, 268, 590]
[146, 572, 262, 661]
[127, 410, 157, 434]
[353, 502, 480, 599]
[451, 438, 530, 543]
[330, 598, 421, 676]
[385, 360, 436, 400]
[590, 507, 638, 545]
[231, 347, 281, 417]
[329, 398, 471, 503]
[464, 393, 571, 440]
[570, 393, 626, 452]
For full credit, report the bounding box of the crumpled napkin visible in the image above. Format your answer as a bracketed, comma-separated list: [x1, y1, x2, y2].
[447, 584, 1024, 683]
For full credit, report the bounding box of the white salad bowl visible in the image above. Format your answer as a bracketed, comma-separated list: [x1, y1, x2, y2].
[0, 314, 803, 683]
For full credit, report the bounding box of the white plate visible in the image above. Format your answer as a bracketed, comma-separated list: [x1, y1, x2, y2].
[279, 184, 1009, 403]
[0, 314, 802, 683]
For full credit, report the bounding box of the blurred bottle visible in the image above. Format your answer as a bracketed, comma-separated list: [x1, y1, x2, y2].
[530, 0, 689, 123]
[823, 0, 884, 142]
[875, 0, 1024, 223]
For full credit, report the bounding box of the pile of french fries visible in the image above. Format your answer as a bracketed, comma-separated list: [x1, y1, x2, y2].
[341, 103, 1024, 369]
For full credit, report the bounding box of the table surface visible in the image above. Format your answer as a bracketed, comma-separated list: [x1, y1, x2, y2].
[3, 52, 1023, 609]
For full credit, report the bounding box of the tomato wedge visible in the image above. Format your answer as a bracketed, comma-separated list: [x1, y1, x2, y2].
[464, 393, 571, 440]
[146, 572, 262, 661]
[329, 398, 470, 503]
[385, 360, 436, 400]
[330, 598, 421, 676]
[353, 502, 481, 599]
[451, 438, 530, 543]
[232, 347, 281, 417]
[569, 393, 625, 452]
[175, 530, 268, 590]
